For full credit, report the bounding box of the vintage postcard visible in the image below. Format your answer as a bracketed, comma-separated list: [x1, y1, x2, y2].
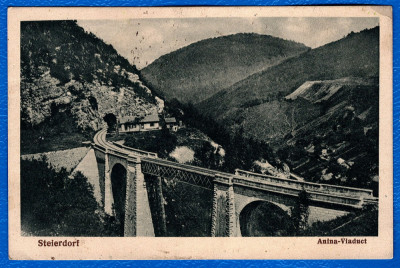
[8, 6, 393, 260]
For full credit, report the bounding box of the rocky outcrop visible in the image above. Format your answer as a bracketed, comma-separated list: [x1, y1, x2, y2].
[21, 68, 158, 131]
[20, 21, 161, 133]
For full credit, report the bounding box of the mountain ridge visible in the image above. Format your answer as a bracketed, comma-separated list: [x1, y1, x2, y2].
[191, 27, 379, 187]
[196, 26, 379, 142]
[141, 32, 309, 104]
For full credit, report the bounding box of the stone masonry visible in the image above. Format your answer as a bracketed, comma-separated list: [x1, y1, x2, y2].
[92, 138, 373, 237]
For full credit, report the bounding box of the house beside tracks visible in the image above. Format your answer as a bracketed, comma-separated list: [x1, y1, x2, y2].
[118, 114, 180, 133]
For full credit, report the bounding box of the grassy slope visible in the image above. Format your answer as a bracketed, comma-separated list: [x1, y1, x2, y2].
[142, 33, 309, 104]
[21, 147, 90, 172]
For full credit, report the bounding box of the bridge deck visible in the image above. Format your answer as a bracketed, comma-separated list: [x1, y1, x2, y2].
[93, 129, 378, 208]
[235, 169, 374, 198]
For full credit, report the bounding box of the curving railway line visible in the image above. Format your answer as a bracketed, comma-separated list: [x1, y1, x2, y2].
[93, 128, 232, 178]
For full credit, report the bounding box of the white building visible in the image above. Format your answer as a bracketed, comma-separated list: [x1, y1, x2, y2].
[165, 117, 178, 131]
[118, 114, 180, 133]
[118, 114, 160, 133]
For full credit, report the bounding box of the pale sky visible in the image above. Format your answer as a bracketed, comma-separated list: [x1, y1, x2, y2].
[78, 17, 378, 69]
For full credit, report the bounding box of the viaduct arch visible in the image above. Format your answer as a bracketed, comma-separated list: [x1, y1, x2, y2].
[239, 201, 292, 237]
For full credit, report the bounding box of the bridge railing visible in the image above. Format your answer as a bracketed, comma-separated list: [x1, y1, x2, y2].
[111, 142, 158, 158]
[91, 143, 106, 152]
[93, 129, 376, 207]
[235, 169, 374, 198]
[233, 176, 364, 208]
[141, 158, 215, 189]
[106, 147, 131, 159]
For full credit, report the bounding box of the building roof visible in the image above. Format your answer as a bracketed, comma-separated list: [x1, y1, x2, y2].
[165, 117, 177, 124]
[119, 115, 137, 124]
[119, 113, 160, 124]
[140, 113, 160, 123]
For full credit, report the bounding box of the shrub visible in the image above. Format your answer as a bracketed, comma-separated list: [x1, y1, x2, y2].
[21, 157, 119, 236]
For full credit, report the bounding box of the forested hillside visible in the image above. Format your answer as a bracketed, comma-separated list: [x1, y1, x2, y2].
[196, 27, 380, 189]
[142, 33, 309, 104]
[197, 27, 379, 136]
[21, 21, 161, 153]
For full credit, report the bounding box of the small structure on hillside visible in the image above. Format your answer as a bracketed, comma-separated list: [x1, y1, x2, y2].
[118, 114, 180, 133]
[140, 114, 161, 130]
[165, 117, 178, 131]
[119, 115, 139, 132]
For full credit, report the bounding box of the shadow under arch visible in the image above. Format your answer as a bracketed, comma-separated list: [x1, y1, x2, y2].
[111, 163, 127, 236]
[239, 201, 292, 237]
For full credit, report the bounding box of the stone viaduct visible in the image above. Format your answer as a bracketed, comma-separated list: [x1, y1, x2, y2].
[92, 129, 378, 237]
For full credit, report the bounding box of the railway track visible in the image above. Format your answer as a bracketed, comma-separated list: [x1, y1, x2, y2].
[92, 128, 378, 206]
[93, 129, 232, 178]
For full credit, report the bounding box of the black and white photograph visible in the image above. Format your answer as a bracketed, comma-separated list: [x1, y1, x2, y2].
[8, 6, 393, 260]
